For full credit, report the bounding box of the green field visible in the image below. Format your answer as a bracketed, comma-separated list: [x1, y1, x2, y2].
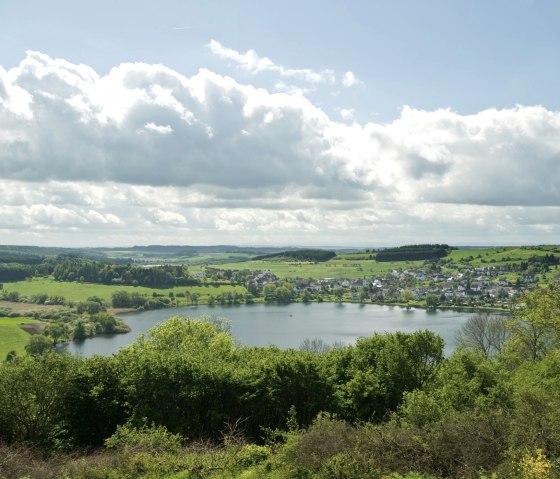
[0, 317, 41, 358]
[203, 246, 560, 280]
[198, 258, 428, 279]
[3, 278, 248, 304]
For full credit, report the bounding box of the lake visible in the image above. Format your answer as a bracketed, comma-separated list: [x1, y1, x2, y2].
[60, 303, 476, 357]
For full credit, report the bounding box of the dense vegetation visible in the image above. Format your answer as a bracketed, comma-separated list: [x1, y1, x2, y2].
[53, 258, 199, 288]
[0, 283, 559, 478]
[254, 249, 337, 262]
[375, 244, 454, 262]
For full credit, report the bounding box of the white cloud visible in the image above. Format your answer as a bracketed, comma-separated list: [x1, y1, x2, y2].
[342, 71, 363, 87]
[143, 122, 173, 134]
[208, 39, 335, 84]
[339, 108, 355, 120]
[1, 52, 560, 245]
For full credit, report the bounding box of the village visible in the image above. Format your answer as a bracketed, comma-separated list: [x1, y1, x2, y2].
[203, 260, 546, 309]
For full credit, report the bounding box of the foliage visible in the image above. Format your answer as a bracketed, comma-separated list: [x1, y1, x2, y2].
[105, 422, 182, 454]
[24, 334, 55, 355]
[505, 282, 560, 361]
[376, 244, 453, 262]
[1, 282, 560, 477]
[53, 257, 199, 288]
[516, 449, 553, 479]
[254, 249, 336, 262]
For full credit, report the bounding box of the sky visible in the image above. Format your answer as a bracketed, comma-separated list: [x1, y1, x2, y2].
[1, 0, 559, 248]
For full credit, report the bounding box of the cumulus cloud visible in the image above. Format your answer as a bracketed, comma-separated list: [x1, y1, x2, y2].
[342, 71, 363, 87]
[339, 108, 355, 120]
[208, 40, 335, 84]
[1, 51, 560, 245]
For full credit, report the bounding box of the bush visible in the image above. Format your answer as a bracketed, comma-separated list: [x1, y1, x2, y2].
[104, 423, 182, 454]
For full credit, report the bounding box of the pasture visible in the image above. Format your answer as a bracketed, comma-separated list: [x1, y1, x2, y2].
[0, 317, 44, 359]
[3, 278, 248, 304]
[204, 245, 560, 280]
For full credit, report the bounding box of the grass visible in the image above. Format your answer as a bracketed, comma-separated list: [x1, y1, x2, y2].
[199, 258, 426, 280]
[198, 246, 560, 281]
[0, 317, 42, 358]
[3, 278, 248, 304]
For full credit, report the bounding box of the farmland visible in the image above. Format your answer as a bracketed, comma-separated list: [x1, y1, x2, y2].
[199, 245, 560, 281]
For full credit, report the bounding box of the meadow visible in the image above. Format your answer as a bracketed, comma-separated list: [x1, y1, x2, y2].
[3, 278, 247, 304]
[198, 246, 560, 280]
[0, 317, 43, 358]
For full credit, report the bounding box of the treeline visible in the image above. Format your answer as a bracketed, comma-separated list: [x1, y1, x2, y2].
[0, 253, 44, 264]
[0, 262, 54, 282]
[375, 244, 453, 262]
[110, 290, 174, 310]
[53, 258, 199, 288]
[254, 249, 336, 262]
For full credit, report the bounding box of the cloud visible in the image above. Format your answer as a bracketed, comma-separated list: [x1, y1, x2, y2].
[342, 71, 363, 87]
[208, 40, 335, 84]
[143, 122, 173, 134]
[1, 52, 560, 245]
[339, 108, 355, 120]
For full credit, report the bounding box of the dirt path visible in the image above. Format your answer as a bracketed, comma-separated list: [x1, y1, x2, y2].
[18, 322, 47, 335]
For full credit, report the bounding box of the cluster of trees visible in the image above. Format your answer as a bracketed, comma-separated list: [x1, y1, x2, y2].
[110, 290, 173, 310]
[254, 249, 337, 262]
[0, 263, 46, 282]
[21, 298, 131, 354]
[263, 283, 296, 303]
[375, 244, 453, 262]
[53, 258, 198, 288]
[207, 291, 250, 305]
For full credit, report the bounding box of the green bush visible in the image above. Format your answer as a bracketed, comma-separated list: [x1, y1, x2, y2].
[105, 423, 182, 454]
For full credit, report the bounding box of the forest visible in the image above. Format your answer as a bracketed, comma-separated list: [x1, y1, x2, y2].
[253, 249, 337, 262]
[375, 244, 454, 262]
[52, 258, 199, 288]
[0, 283, 559, 478]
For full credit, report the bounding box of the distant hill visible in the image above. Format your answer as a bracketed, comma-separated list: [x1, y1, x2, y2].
[375, 244, 454, 262]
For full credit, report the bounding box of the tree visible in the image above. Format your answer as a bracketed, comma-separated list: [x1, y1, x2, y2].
[25, 335, 54, 356]
[455, 313, 509, 358]
[299, 337, 332, 354]
[301, 289, 313, 303]
[190, 292, 200, 305]
[400, 289, 415, 308]
[334, 288, 345, 302]
[263, 283, 276, 302]
[0, 353, 78, 446]
[505, 283, 560, 361]
[5, 350, 17, 362]
[247, 281, 259, 297]
[425, 294, 439, 309]
[359, 287, 369, 303]
[276, 286, 294, 303]
[44, 322, 69, 345]
[73, 321, 87, 340]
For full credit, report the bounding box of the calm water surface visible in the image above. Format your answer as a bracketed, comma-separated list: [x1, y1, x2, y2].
[61, 303, 475, 357]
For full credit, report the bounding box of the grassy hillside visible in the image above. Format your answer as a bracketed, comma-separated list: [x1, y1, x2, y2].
[203, 246, 560, 280]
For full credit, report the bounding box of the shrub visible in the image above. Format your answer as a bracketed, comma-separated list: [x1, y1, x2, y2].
[104, 423, 182, 454]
